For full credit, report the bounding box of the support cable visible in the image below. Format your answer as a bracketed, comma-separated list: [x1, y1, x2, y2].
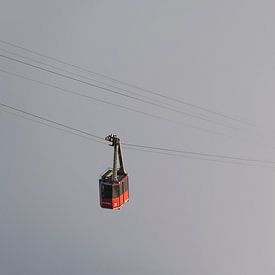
[1, 101, 275, 167]
[0, 47, 220, 123]
[0, 54, 238, 129]
[0, 39, 250, 125]
[0, 68, 232, 138]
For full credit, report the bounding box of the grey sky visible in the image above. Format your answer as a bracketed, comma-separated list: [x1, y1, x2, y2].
[1, 1, 275, 274]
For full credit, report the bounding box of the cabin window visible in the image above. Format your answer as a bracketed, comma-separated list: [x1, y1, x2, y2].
[124, 180, 128, 191]
[101, 184, 112, 198]
[112, 185, 120, 198]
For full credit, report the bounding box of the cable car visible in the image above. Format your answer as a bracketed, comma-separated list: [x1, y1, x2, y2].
[99, 134, 129, 209]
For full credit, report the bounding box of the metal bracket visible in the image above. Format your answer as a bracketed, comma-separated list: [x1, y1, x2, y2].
[105, 134, 126, 181]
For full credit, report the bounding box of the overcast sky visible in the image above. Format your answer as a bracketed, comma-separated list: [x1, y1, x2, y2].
[1, 1, 275, 274]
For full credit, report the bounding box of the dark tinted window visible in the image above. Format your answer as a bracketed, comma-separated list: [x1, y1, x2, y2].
[101, 184, 112, 198]
[113, 185, 120, 198]
[123, 179, 128, 191]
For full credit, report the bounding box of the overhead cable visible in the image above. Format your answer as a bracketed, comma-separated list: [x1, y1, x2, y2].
[124, 146, 275, 169]
[1, 101, 274, 167]
[0, 68, 232, 138]
[0, 107, 105, 145]
[0, 39, 248, 125]
[0, 102, 103, 142]
[0, 54, 235, 129]
[0, 47, 217, 122]
[123, 143, 275, 165]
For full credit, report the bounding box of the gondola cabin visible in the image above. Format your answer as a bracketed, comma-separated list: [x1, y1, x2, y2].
[99, 170, 129, 209]
[99, 134, 129, 210]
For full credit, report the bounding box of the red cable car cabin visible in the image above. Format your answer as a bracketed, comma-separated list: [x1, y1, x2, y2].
[99, 134, 129, 209]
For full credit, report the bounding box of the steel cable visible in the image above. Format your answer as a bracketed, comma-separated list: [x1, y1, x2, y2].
[1, 101, 275, 168]
[0, 39, 250, 125]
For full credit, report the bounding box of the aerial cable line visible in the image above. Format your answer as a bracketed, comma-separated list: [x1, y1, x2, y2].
[0, 68, 230, 138]
[124, 146, 275, 169]
[1, 69, 274, 150]
[2, 69, 275, 156]
[0, 47, 217, 122]
[0, 48, 173, 110]
[0, 107, 105, 145]
[3, 107, 274, 170]
[0, 69, 177, 123]
[0, 54, 235, 129]
[5, 43, 275, 146]
[2, 106, 270, 169]
[0, 39, 248, 125]
[2, 66, 271, 153]
[1, 101, 275, 167]
[122, 143, 275, 165]
[2, 106, 275, 169]
[0, 102, 104, 142]
[2, 105, 270, 168]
